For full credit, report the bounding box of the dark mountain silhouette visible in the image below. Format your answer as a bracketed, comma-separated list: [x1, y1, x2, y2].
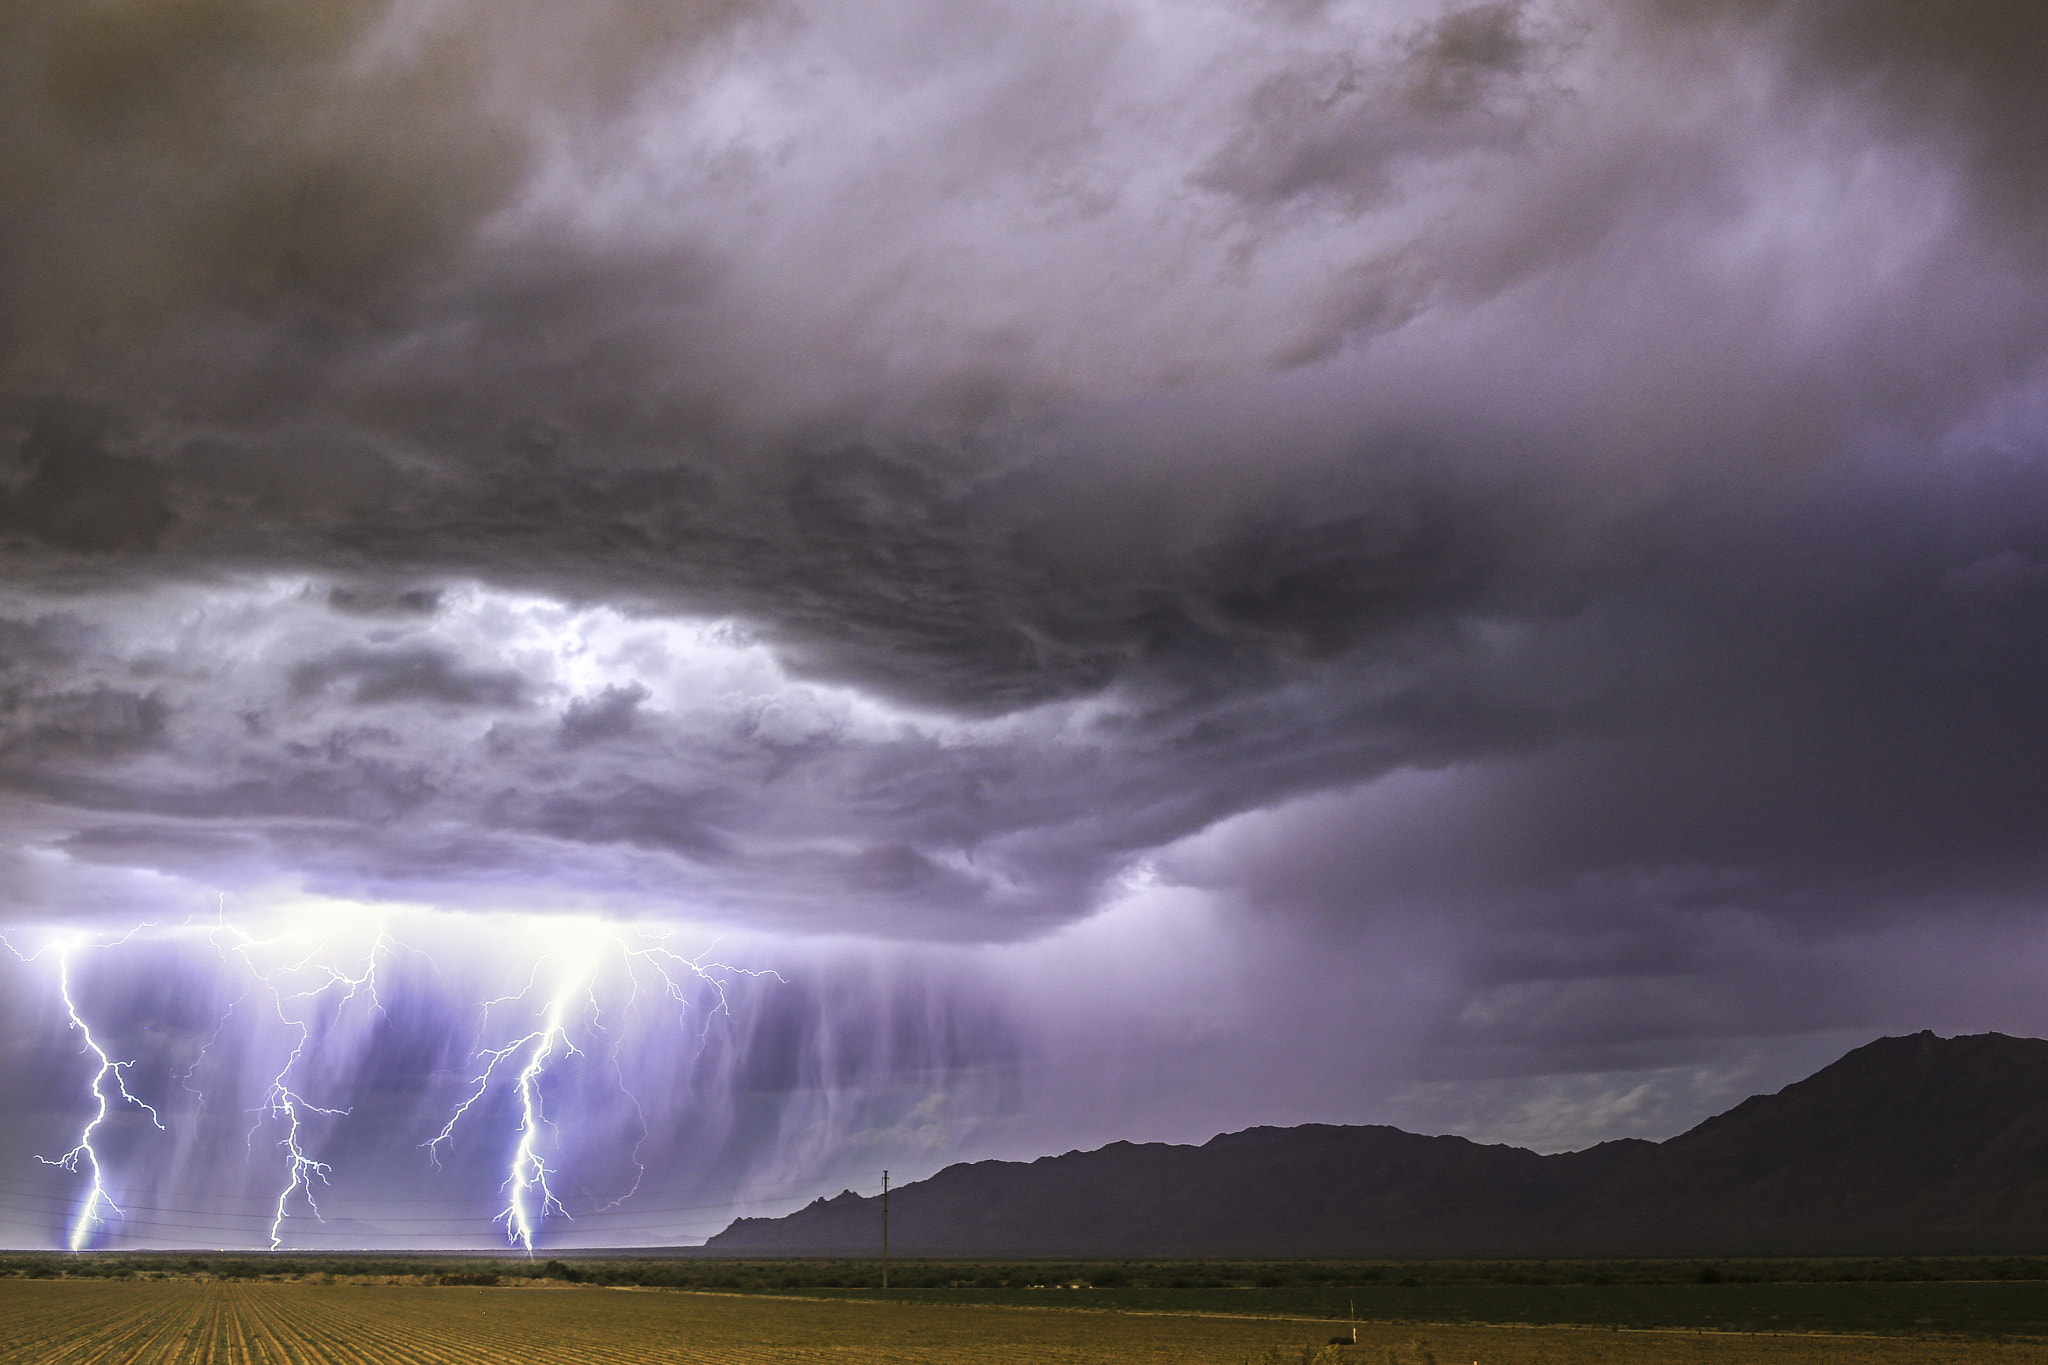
[702, 1032, 2048, 1257]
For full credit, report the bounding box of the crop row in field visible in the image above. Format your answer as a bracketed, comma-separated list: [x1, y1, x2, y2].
[7, 1255, 2048, 1339]
[803, 1278, 2048, 1338]
[12, 1252, 2048, 1289]
[0, 1278, 2043, 1365]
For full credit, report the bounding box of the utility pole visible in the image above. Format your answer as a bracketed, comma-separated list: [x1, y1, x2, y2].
[881, 1170, 890, 1289]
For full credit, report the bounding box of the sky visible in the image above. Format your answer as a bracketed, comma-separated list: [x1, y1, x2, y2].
[2, 0, 2048, 1252]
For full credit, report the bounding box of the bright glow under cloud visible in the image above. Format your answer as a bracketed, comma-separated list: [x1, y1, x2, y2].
[1, 899, 842, 1250]
[0, 576, 1108, 934]
[0, 885, 1396, 1251]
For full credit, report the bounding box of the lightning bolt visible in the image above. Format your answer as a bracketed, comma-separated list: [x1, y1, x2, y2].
[600, 933, 771, 1211]
[3, 931, 165, 1252]
[250, 1023, 347, 1250]
[502, 950, 589, 1250]
[212, 912, 396, 1249]
[427, 924, 779, 1252]
[425, 942, 594, 1252]
[9, 905, 780, 1251]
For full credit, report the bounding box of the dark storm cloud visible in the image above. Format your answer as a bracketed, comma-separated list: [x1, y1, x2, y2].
[0, 404, 178, 553]
[288, 645, 527, 708]
[1159, 457, 2048, 1080]
[1201, 1, 1535, 210]
[498, 780, 733, 861]
[557, 681, 648, 747]
[0, 0, 2046, 1097]
[1670, 0, 2048, 255]
[327, 585, 444, 617]
[6, 688, 169, 761]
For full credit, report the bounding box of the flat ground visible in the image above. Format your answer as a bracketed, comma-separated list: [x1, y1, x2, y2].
[0, 1280, 2038, 1365]
[812, 1279, 2048, 1336]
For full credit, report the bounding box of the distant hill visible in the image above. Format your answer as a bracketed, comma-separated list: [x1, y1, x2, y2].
[701, 1031, 2048, 1257]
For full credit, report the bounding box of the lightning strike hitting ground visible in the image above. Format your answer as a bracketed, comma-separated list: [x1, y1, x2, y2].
[500, 951, 588, 1251]
[426, 924, 781, 1252]
[5, 902, 783, 1253]
[186, 916, 397, 1252]
[2, 931, 166, 1251]
[211, 916, 398, 1249]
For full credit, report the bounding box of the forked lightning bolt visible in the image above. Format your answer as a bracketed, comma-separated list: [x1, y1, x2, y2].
[3, 931, 165, 1251]
[10, 909, 776, 1251]
[506, 950, 588, 1249]
[212, 916, 397, 1249]
[250, 1026, 347, 1250]
[427, 926, 778, 1252]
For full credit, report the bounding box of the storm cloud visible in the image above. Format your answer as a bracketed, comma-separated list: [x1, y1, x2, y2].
[3, 0, 2048, 1247]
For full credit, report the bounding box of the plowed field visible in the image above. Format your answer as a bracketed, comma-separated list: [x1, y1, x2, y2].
[0, 1279, 2035, 1364]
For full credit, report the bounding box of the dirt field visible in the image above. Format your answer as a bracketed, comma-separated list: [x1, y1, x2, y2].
[0, 1278, 2037, 1364]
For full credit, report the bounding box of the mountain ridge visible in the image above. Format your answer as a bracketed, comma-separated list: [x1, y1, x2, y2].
[702, 1031, 2048, 1257]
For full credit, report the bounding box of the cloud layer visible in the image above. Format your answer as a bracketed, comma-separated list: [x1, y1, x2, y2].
[4, 0, 2048, 1230]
